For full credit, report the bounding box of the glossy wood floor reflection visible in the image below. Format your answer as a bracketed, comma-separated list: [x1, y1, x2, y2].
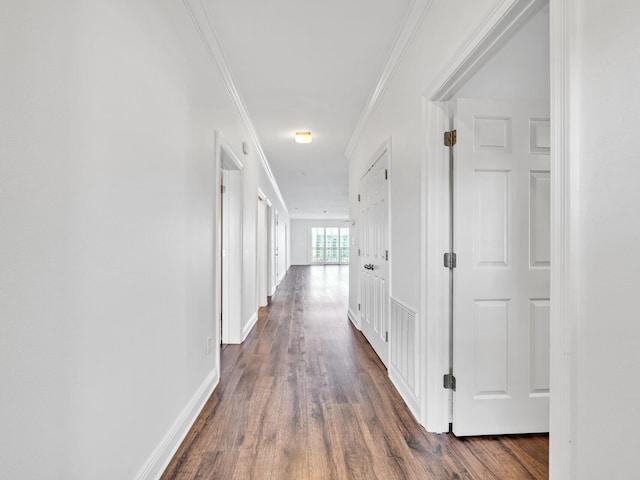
[161, 266, 548, 479]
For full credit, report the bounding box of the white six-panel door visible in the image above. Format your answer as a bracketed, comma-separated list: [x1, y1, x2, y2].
[360, 149, 390, 367]
[452, 99, 550, 436]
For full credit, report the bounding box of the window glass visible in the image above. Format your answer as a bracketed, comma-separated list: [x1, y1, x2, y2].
[311, 227, 325, 264]
[310, 227, 349, 265]
[325, 228, 339, 263]
[340, 228, 350, 263]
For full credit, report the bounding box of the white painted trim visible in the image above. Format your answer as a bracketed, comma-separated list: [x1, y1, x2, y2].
[420, 0, 551, 433]
[347, 307, 360, 330]
[217, 130, 244, 171]
[359, 138, 392, 180]
[345, 0, 434, 159]
[549, 1, 574, 478]
[426, 0, 547, 102]
[420, 99, 451, 432]
[134, 371, 219, 480]
[220, 168, 231, 345]
[388, 296, 417, 320]
[357, 138, 392, 367]
[213, 134, 223, 385]
[242, 311, 259, 342]
[217, 131, 244, 346]
[389, 297, 421, 421]
[182, 0, 288, 214]
[390, 365, 421, 420]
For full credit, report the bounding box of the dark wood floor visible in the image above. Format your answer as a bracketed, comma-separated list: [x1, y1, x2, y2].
[162, 265, 548, 479]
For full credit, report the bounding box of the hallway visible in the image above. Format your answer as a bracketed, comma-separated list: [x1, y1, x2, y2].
[162, 266, 548, 479]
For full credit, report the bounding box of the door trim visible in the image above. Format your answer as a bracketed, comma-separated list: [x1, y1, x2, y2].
[421, 0, 572, 476]
[548, 1, 575, 478]
[421, 0, 549, 435]
[357, 138, 392, 366]
[256, 190, 268, 309]
[421, 0, 568, 436]
[215, 131, 244, 350]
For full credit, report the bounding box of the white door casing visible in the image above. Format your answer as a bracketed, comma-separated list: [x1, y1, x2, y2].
[452, 98, 550, 436]
[217, 131, 244, 345]
[256, 192, 268, 308]
[359, 146, 390, 367]
[274, 211, 279, 285]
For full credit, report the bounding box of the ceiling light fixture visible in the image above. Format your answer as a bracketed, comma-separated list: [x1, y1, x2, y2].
[295, 131, 312, 144]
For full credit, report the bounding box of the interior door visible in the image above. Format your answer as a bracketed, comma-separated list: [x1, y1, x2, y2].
[274, 211, 279, 285]
[220, 171, 225, 344]
[452, 98, 550, 436]
[359, 149, 390, 367]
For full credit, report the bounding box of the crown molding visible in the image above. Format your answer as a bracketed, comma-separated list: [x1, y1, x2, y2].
[182, 0, 288, 214]
[344, 0, 434, 159]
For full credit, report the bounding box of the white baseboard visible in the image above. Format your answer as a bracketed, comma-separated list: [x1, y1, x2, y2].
[242, 311, 258, 341]
[134, 369, 219, 480]
[389, 365, 422, 423]
[347, 307, 360, 329]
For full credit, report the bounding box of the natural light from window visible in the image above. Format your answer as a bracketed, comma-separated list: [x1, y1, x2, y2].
[311, 227, 349, 264]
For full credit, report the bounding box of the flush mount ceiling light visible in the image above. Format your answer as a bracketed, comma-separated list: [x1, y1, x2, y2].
[295, 131, 312, 144]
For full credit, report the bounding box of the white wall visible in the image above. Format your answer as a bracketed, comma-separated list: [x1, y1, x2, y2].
[562, 1, 640, 478]
[349, 0, 502, 318]
[348, 0, 640, 477]
[0, 1, 288, 478]
[348, 0, 504, 424]
[290, 219, 351, 265]
[457, 6, 549, 100]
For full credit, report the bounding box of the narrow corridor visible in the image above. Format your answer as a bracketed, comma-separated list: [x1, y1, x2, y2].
[162, 266, 548, 479]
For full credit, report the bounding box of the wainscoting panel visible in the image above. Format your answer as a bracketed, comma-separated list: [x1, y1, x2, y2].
[389, 297, 420, 417]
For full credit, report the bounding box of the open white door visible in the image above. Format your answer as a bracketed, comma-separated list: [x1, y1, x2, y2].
[452, 98, 550, 436]
[359, 146, 390, 367]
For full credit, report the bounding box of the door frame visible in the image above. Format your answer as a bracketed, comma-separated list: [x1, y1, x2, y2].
[357, 138, 392, 364]
[420, 0, 572, 476]
[274, 211, 279, 285]
[256, 189, 269, 308]
[215, 131, 244, 347]
[266, 202, 275, 297]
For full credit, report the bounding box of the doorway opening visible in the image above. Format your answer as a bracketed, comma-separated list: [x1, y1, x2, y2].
[266, 205, 278, 298]
[421, 2, 550, 436]
[256, 190, 269, 308]
[358, 140, 391, 368]
[216, 132, 243, 346]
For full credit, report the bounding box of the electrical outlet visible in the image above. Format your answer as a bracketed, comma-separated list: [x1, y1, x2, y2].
[206, 336, 213, 355]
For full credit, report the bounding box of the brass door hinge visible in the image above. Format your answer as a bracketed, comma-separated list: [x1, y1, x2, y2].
[444, 130, 457, 147]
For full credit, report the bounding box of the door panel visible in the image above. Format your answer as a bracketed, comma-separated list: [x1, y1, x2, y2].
[359, 149, 390, 367]
[453, 98, 550, 436]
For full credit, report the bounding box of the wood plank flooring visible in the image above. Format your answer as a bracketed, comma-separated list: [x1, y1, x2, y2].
[161, 266, 548, 479]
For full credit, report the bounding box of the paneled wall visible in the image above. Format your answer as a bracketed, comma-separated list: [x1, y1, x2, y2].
[389, 298, 420, 415]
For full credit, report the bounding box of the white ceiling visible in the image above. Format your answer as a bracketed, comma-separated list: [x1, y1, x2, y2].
[203, 0, 414, 219]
